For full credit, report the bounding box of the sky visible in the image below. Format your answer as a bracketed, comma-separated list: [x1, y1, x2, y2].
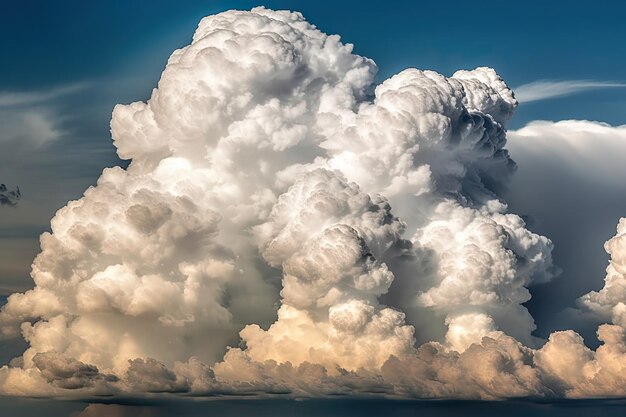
[1, 1, 626, 415]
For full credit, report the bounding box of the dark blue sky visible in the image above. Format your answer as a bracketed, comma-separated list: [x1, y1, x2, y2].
[3, 0, 626, 126]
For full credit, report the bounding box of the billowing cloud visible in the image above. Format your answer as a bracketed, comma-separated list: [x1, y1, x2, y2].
[579, 219, 626, 328]
[0, 7, 623, 400]
[533, 218, 626, 398]
[513, 80, 626, 103]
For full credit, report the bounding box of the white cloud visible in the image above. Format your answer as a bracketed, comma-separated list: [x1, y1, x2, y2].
[514, 80, 626, 103]
[0, 109, 63, 146]
[0, 7, 623, 401]
[505, 120, 626, 338]
[0, 83, 87, 108]
[0, 83, 87, 147]
[508, 121, 626, 183]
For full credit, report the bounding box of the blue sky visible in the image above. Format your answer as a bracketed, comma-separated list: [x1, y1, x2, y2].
[3, 0, 626, 126]
[2, 1, 626, 412]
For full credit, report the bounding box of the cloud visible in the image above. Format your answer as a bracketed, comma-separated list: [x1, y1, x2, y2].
[0, 82, 87, 147]
[125, 358, 188, 393]
[0, 184, 20, 207]
[0, 7, 622, 401]
[508, 121, 626, 183]
[0, 83, 87, 108]
[513, 80, 626, 103]
[533, 218, 626, 397]
[32, 351, 116, 390]
[0, 109, 63, 147]
[504, 120, 626, 342]
[578, 218, 626, 327]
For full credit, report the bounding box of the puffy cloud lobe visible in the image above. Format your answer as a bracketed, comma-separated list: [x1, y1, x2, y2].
[411, 200, 555, 345]
[0, 166, 244, 372]
[534, 326, 626, 398]
[322, 67, 516, 203]
[520, 219, 626, 399]
[525, 219, 626, 398]
[314, 62, 553, 346]
[124, 358, 189, 393]
[235, 169, 414, 371]
[32, 352, 117, 390]
[0, 6, 622, 401]
[444, 313, 503, 352]
[579, 218, 626, 326]
[382, 335, 547, 400]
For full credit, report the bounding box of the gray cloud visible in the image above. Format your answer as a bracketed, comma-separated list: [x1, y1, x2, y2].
[33, 352, 116, 390]
[0, 184, 20, 207]
[125, 358, 188, 393]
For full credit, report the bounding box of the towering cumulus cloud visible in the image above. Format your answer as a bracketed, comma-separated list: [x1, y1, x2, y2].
[0, 7, 623, 399]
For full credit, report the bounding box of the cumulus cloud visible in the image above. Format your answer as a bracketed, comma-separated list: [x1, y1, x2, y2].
[0, 7, 623, 401]
[530, 219, 626, 398]
[579, 219, 626, 327]
[513, 80, 626, 103]
[32, 351, 116, 390]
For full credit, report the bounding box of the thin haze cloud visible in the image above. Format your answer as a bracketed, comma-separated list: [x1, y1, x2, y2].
[0, 83, 88, 108]
[0, 83, 90, 146]
[514, 80, 626, 103]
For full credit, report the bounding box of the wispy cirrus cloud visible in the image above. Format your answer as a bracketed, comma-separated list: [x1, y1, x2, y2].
[0, 83, 88, 147]
[514, 79, 626, 103]
[0, 82, 88, 108]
